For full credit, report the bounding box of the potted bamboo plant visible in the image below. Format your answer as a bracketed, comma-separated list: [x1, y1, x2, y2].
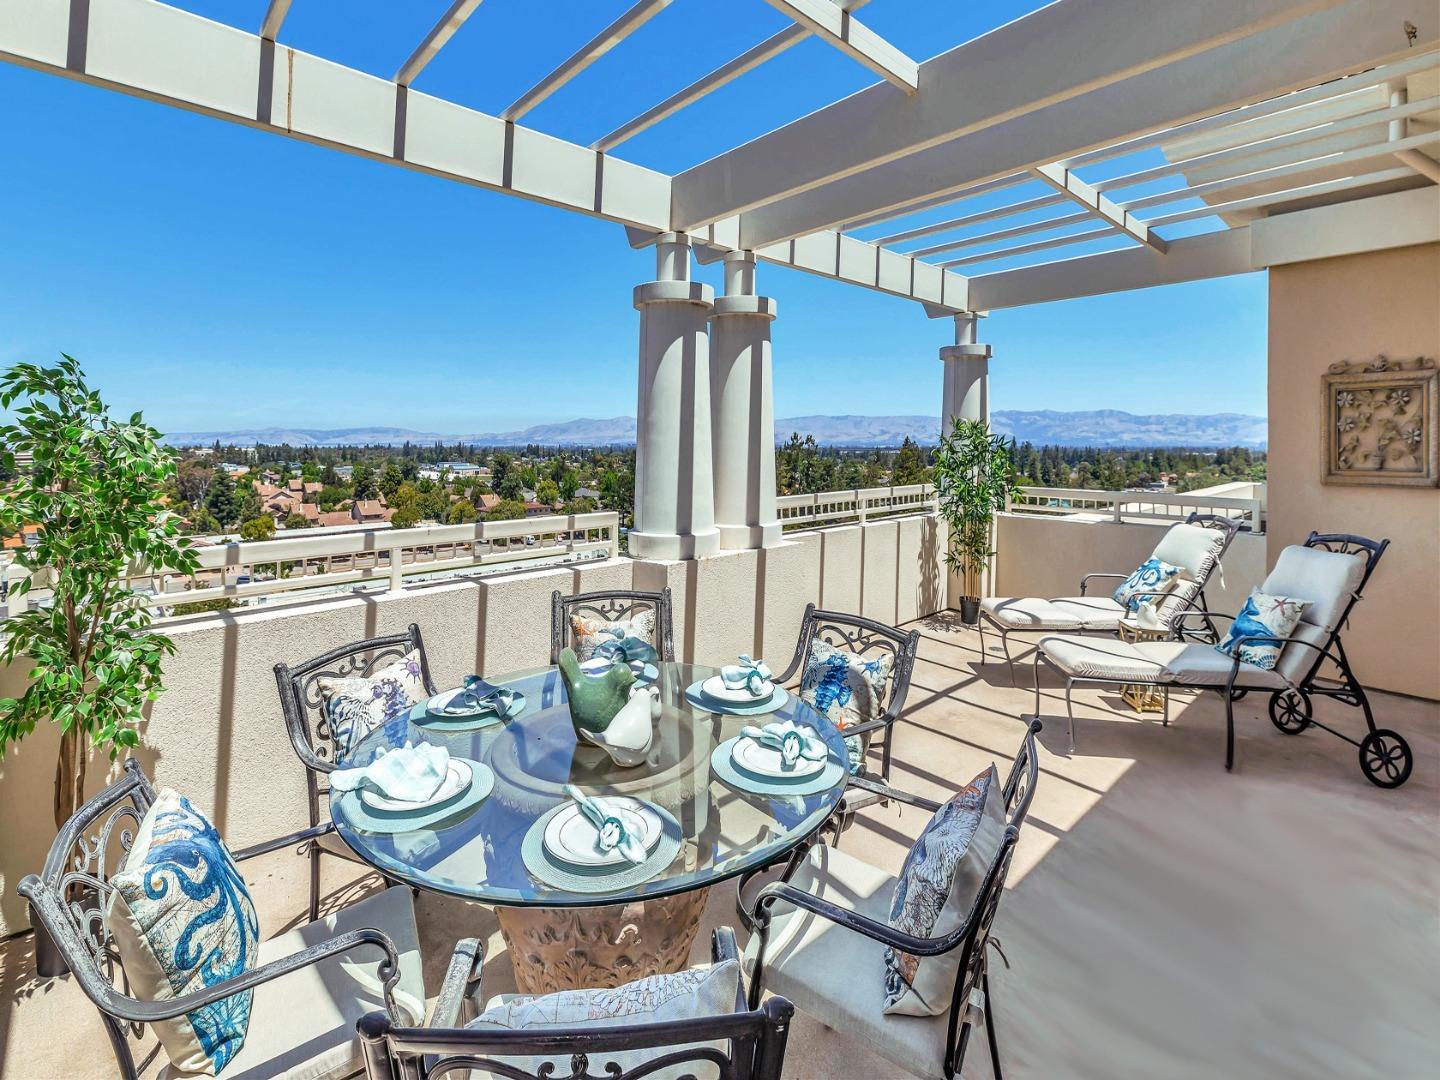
[0, 357, 197, 971]
[933, 417, 1020, 624]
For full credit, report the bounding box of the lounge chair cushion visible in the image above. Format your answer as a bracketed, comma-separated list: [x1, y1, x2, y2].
[1261, 546, 1365, 633]
[743, 846, 953, 1080]
[158, 885, 426, 1080]
[884, 766, 1005, 1016]
[982, 595, 1127, 631]
[1039, 635, 1289, 688]
[316, 650, 429, 760]
[108, 790, 261, 1076]
[1152, 522, 1226, 582]
[1215, 591, 1308, 671]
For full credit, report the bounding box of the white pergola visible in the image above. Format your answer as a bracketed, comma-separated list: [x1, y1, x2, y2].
[1, 0, 1436, 560]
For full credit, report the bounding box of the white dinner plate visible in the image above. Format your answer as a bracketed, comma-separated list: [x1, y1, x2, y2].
[359, 760, 473, 813]
[730, 736, 826, 780]
[543, 798, 664, 869]
[701, 674, 774, 706]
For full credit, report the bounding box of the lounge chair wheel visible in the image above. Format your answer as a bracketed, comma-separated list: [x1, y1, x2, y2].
[1268, 689, 1312, 734]
[1358, 729, 1413, 789]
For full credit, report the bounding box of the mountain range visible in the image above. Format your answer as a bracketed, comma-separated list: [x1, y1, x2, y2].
[163, 410, 1266, 449]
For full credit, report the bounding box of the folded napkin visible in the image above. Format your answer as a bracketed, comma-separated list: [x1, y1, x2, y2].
[593, 634, 659, 667]
[740, 720, 828, 769]
[563, 784, 648, 864]
[721, 654, 772, 696]
[447, 675, 518, 717]
[331, 742, 450, 803]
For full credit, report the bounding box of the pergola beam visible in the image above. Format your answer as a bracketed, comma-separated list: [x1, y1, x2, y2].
[593, 0, 871, 153]
[672, 0, 1351, 232]
[1033, 163, 1166, 253]
[259, 0, 290, 41]
[725, 0, 1438, 248]
[395, 0, 485, 87]
[759, 0, 916, 92]
[502, 0, 675, 123]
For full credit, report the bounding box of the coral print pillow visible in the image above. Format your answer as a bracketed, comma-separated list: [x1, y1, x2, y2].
[104, 789, 261, 1075]
[884, 766, 1006, 1016]
[571, 611, 656, 663]
[317, 649, 428, 761]
[1216, 591, 1308, 671]
[1112, 557, 1183, 613]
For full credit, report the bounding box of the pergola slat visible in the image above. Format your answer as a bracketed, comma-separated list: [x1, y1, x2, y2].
[759, 0, 916, 92]
[395, 0, 486, 87]
[259, 0, 290, 41]
[1032, 163, 1166, 254]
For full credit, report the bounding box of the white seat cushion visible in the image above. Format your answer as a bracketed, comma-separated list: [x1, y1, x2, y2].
[1048, 596, 1127, 630]
[1040, 635, 1289, 689]
[158, 885, 425, 1080]
[981, 596, 1085, 631]
[743, 846, 952, 1080]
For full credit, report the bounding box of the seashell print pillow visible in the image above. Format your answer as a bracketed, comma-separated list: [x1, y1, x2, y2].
[317, 649, 428, 761]
[570, 611, 657, 663]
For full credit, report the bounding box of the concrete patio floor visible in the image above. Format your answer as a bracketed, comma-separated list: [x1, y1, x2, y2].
[2, 616, 1436, 1078]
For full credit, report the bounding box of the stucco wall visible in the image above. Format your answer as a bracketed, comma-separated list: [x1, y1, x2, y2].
[1268, 243, 1440, 700]
[0, 515, 945, 935]
[993, 513, 1266, 614]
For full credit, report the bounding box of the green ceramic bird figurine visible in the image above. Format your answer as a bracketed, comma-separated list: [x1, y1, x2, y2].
[558, 647, 636, 734]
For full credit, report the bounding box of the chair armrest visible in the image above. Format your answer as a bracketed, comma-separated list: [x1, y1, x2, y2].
[752, 881, 959, 958]
[1079, 572, 1127, 596]
[712, 925, 740, 965]
[99, 927, 405, 1026]
[838, 716, 890, 740]
[231, 822, 336, 863]
[845, 774, 942, 813]
[428, 937, 484, 1028]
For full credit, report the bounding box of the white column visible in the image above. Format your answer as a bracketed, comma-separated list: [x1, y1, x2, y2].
[710, 251, 781, 550]
[939, 311, 992, 432]
[630, 232, 720, 561]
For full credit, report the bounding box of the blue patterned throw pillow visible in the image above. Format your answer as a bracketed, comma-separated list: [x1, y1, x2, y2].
[798, 639, 894, 775]
[883, 765, 1005, 1016]
[105, 789, 261, 1075]
[317, 649, 429, 761]
[1215, 590, 1308, 671]
[1112, 557, 1183, 612]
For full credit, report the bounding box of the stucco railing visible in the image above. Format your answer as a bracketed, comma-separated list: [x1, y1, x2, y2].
[777, 484, 937, 529]
[1006, 486, 1265, 533]
[125, 512, 620, 615]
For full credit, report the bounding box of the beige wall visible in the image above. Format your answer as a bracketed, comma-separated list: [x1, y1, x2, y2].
[0, 516, 945, 935]
[993, 514, 1267, 614]
[1268, 243, 1440, 700]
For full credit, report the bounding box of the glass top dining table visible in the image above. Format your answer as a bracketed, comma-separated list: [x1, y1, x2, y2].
[329, 662, 850, 909]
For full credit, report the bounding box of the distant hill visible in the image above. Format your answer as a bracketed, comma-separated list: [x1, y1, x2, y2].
[164, 410, 1266, 449]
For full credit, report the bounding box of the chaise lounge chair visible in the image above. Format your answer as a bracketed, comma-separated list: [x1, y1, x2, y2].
[979, 513, 1242, 681]
[1031, 532, 1412, 787]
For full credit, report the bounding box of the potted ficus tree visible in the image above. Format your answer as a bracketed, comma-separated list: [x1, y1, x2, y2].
[0, 355, 198, 827]
[933, 416, 1021, 625]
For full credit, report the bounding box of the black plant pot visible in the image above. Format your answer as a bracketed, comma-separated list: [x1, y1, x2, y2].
[30, 905, 69, 978]
[958, 597, 981, 625]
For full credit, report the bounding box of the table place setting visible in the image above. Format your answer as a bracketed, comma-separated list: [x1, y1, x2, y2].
[410, 674, 527, 732]
[331, 741, 494, 833]
[710, 718, 846, 797]
[684, 655, 789, 716]
[520, 783, 682, 893]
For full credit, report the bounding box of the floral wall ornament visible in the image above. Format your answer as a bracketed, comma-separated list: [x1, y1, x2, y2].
[1322, 355, 1438, 487]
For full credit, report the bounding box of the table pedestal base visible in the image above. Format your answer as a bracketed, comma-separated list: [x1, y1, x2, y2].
[497, 887, 711, 994]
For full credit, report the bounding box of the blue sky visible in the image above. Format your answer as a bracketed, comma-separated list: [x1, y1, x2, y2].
[0, 0, 1267, 433]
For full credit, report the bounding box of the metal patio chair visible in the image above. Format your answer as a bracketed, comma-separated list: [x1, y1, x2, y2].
[738, 720, 1041, 1080]
[19, 758, 426, 1080]
[550, 586, 676, 663]
[1033, 532, 1412, 786]
[356, 928, 794, 1080]
[979, 513, 1243, 682]
[274, 623, 439, 921]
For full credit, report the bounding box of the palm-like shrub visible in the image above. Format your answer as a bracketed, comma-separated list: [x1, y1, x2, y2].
[933, 417, 1021, 618]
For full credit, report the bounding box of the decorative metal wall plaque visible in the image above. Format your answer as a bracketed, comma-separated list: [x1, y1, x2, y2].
[1323, 355, 1438, 487]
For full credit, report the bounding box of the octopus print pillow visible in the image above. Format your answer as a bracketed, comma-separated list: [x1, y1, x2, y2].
[104, 789, 261, 1074]
[317, 649, 428, 760]
[883, 765, 1006, 1016]
[798, 639, 894, 773]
